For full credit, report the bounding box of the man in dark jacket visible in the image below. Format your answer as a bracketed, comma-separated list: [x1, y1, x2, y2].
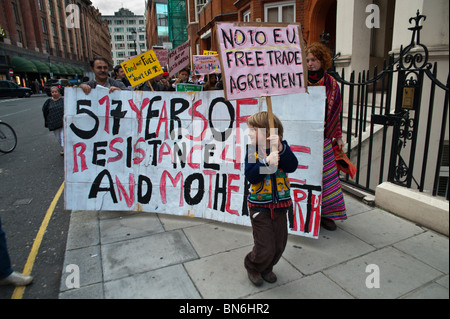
[80, 57, 128, 95]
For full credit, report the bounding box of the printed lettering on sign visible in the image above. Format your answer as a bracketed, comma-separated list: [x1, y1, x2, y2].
[64, 87, 326, 238]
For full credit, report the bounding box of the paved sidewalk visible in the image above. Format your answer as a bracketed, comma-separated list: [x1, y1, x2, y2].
[59, 192, 449, 299]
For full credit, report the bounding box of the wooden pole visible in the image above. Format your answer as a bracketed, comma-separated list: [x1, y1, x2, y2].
[266, 96, 278, 152]
[266, 96, 279, 167]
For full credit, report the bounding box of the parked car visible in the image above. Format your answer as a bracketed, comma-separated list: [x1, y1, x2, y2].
[0, 80, 33, 98]
[43, 79, 72, 96]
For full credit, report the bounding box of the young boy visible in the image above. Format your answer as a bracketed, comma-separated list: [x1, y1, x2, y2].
[244, 112, 298, 286]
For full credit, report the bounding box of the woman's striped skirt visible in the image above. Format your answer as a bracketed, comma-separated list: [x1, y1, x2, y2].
[322, 138, 347, 220]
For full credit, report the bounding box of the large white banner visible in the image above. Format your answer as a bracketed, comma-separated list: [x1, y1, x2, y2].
[64, 87, 325, 238]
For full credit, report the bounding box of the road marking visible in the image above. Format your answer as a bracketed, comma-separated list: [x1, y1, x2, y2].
[0, 98, 20, 103]
[11, 181, 65, 299]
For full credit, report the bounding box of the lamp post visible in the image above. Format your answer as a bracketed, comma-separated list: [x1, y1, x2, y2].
[131, 29, 137, 56]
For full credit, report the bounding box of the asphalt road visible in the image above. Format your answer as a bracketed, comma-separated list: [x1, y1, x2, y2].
[0, 95, 69, 299]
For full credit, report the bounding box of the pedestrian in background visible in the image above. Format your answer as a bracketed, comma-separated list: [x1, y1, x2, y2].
[114, 64, 131, 88]
[203, 74, 218, 91]
[0, 216, 33, 286]
[42, 86, 64, 155]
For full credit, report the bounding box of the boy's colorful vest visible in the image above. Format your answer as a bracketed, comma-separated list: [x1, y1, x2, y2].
[248, 167, 292, 205]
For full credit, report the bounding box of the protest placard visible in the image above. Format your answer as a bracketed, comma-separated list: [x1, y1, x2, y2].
[216, 22, 307, 101]
[120, 50, 163, 87]
[168, 40, 190, 76]
[153, 48, 169, 67]
[203, 50, 218, 55]
[193, 55, 221, 75]
[176, 83, 203, 92]
[64, 87, 326, 239]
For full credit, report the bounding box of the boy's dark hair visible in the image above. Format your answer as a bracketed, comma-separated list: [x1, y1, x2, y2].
[246, 111, 284, 140]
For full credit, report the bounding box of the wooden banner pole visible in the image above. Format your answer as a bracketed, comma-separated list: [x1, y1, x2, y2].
[266, 96, 279, 167]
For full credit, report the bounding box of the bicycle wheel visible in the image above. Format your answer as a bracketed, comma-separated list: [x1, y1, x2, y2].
[0, 122, 17, 153]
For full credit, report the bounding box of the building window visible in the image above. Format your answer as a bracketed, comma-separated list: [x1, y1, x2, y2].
[11, 2, 20, 24]
[115, 35, 124, 42]
[127, 20, 136, 25]
[52, 22, 57, 37]
[47, 0, 53, 15]
[243, 9, 251, 22]
[41, 17, 48, 34]
[196, 0, 207, 15]
[264, 1, 295, 23]
[114, 27, 124, 32]
[115, 20, 124, 25]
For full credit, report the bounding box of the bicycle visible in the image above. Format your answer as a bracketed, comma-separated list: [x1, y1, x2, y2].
[0, 120, 17, 153]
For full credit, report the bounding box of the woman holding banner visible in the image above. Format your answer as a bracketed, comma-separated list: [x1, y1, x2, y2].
[305, 42, 347, 231]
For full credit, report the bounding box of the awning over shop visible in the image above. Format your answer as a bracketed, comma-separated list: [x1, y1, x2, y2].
[11, 56, 38, 73]
[30, 60, 50, 73]
[64, 65, 76, 75]
[47, 63, 60, 74]
[56, 64, 68, 75]
[75, 66, 85, 75]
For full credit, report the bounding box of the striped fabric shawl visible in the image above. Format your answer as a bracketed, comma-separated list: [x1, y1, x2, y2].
[323, 73, 343, 139]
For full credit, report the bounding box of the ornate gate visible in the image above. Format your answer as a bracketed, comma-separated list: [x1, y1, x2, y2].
[329, 11, 449, 199]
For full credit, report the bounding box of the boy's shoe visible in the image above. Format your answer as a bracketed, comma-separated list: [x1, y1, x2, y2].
[262, 271, 277, 283]
[0, 272, 33, 286]
[247, 271, 263, 287]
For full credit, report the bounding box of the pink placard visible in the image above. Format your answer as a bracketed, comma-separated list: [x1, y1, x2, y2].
[216, 23, 307, 100]
[168, 40, 190, 76]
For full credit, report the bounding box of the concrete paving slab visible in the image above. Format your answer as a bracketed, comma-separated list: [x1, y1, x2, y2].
[66, 211, 99, 250]
[60, 245, 102, 292]
[282, 228, 375, 275]
[336, 208, 424, 248]
[184, 246, 303, 299]
[403, 282, 449, 299]
[104, 264, 201, 299]
[99, 213, 165, 244]
[158, 213, 210, 231]
[436, 275, 449, 289]
[101, 230, 198, 281]
[59, 283, 104, 299]
[248, 272, 354, 299]
[183, 221, 253, 257]
[393, 231, 449, 273]
[323, 246, 444, 299]
[344, 194, 374, 216]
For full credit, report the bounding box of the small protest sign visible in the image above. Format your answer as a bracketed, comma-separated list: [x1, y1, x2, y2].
[120, 50, 163, 87]
[176, 83, 203, 92]
[203, 50, 218, 55]
[216, 22, 307, 101]
[168, 40, 190, 76]
[153, 48, 169, 67]
[193, 55, 221, 75]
